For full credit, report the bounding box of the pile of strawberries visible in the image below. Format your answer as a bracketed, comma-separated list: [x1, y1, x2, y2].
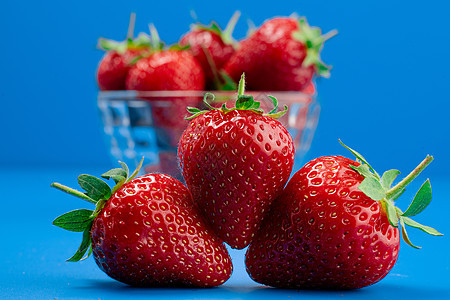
[53, 73, 441, 289]
[52, 13, 442, 291]
[96, 12, 335, 93]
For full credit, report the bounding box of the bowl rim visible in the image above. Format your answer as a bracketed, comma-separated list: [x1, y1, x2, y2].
[98, 90, 316, 105]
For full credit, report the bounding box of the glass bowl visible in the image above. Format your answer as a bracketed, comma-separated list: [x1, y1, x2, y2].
[98, 90, 320, 180]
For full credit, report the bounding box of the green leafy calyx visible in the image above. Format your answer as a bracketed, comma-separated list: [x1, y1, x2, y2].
[97, 12, 151, 55]
[188, 12, 240, 91]
[186, 73, 288, 120]
[51, 158, 143, 262]
[98, 33, 152, 55]
[340, 140, 442, 249]
[193, 11, 240, 46]
[292, 17, 338, 78]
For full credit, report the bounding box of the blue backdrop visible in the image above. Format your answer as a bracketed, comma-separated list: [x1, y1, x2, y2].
[1, 2, 449, 299]
[1, 0, 449, 176]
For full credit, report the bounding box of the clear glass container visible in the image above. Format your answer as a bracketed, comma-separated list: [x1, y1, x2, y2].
[98, 90, 320, 180]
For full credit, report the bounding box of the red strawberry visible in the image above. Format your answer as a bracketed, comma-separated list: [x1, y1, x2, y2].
[178, 74, 295, 249]
[51, 160, 232, 287]
[97, 14, 151, 90]
[125, 49, 204, 143]
[224, 16, 336, 91]
[97, 35, 151, 91]
[179, 12, 240, 90]
[128, 50, 205, 174]
[125, 26, 206, 176]
[245, 141, 442, 289]
[302, 81, 316, 95]
[125, 50, 205, 91]
[126, 24, 204, 91]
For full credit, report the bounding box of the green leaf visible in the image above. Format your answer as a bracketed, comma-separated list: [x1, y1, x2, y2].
[402, 216, 443, 236]
[315, 61, 331, 78]
[80, 245, 93, 261]
[195, 22, 222, 36]
[350, 164, 377, 180]
[51, 183, 97, 204]
[186, 107, 202, 114]
[221, 103, 231, 113]
[384, 200, 399, 227]
[236, 95, 254, 110]
[391, 188, 406, 201]
[216, 71, 237, 91]
[67, 226, 92, 262]
[402, 179, 432, 217]
[291, 17, 336, 78]
[265, 105, 288, 119]
[250, 101, 260, 110]
[381, 169, 401, 190]
[77, 174, 111, 201]
[127, 157, 144, 183]
[186, 111, 207, 120]
[133, 33, 152, 47]
[101, 168, 128, 184]
[168, 44, 190, 51]
[267, 95, 279, 115]
[52, 209, 94, 232]
[119, 161, 130, 178]
[98, 38, 121, 51]
[339, 140, 380, 179]
[358, 177, 385, 201]
[93, 198, 108, 217]
[400, 218, 421, 249]
[203, 93, 216, 110]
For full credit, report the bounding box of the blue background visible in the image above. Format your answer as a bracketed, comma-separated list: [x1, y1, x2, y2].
[2, 0, 449, 173]
[1, 0, 449, 299]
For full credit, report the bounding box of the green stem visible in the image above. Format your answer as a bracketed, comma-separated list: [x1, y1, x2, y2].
[127, 12, 136, 40]
[222, 11, 241, 45]
[238, 73, 245, 96]
[51, 183, 97, 204]
[149, 23, 161, 49]
[321, 29, 338, 42]
[386, 155, 434, 199]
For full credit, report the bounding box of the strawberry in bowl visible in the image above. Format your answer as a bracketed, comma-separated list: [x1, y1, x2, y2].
[224, 16, 337, 91]
[179, 11, 240, 90]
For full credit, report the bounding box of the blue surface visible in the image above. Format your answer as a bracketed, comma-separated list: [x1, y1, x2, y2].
[1, 166, 449, 299]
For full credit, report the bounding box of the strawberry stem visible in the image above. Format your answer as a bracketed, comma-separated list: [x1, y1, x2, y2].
[222, 11, 241, 46]
[149, 23, 160, 48]
[238, 73, 245, 96]
[386, 155, 434, 200]
[127, 12, 136, 40]
[322, 29, 339, 42]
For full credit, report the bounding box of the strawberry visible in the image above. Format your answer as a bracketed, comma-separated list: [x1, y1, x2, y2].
[97, 14, 151, 91]
[179, 12, 240, 90]
[51, 159, 233, 287]
[125, 25, 206, 176]
[125, 25, 205, 91]
[125, 50, 205, 91]
[97, 35, 151, 91]
[178, 74, 295, 249]
[245, 141, 442, 289]
[224, 16, 337, 91]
